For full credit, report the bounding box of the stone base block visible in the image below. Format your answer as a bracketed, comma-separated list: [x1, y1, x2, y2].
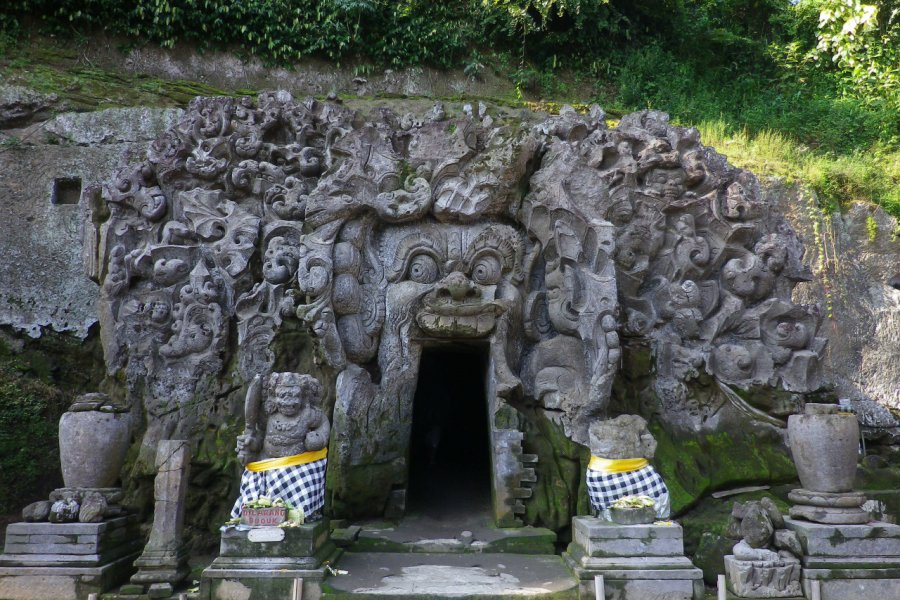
[567, 559, 704, 600]
[783, 519, 900, 558]
[201, 520, 339, 600]
[565, 518, 703, 600]
[801, 569, 900, 600]
[0, 516, 141, 599]
[571, 516, 685, 558]
[201, 565, 328, 600]
[0, 551, 138, 600]
[219, 520, 330, 560]
[782, 519, 900, 600]
[723, 555, 801, 598]
[788, 488, 865, 508]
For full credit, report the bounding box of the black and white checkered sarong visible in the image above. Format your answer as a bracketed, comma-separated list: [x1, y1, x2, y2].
[231, 458, 327, 520]
[586, 464, 670, 518]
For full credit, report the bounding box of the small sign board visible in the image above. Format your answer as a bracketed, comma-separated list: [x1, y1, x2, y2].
[240, 506, 286, 527]
[248, 527, 286, 543]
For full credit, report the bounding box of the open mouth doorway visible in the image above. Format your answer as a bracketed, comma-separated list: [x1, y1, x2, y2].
[407, 344, 492, 519]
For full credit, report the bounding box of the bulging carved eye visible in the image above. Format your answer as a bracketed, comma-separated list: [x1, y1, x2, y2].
[406, 254, 439, 284]
[471, 254, 502, 285]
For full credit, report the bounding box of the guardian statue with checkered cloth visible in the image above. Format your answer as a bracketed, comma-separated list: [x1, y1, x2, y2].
[231, 372, 330, 521]
[586, 414, 670, 520]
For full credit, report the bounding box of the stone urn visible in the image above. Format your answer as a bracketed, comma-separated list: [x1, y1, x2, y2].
[787, 403, 859, 493]
[58, 393, 131, 488]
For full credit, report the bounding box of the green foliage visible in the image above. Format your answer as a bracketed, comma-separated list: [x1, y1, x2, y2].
[0, 1, 487, 68]
[0, 355, 67, 514]
[813, 0, 900, 102]
[1, 0, 897, 216]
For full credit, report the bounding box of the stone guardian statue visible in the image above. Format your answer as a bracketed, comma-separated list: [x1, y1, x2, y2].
[586, 414, 670, 520]
[231, 372, 330, 521]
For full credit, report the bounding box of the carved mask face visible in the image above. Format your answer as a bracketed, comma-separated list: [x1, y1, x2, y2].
[273, 384, 303, 417]
[263, 236, 301, 284]
[381, 222, 523, 338]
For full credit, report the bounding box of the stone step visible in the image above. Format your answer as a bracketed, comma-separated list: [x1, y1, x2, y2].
[321, 552, 578, 599]
[341, 514, 556, 555]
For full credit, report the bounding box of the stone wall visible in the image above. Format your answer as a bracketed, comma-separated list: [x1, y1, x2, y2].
[0, 105, 181, 339]
[766, 181, 900, 409]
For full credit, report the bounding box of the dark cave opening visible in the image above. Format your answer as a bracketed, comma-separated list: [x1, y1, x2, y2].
[407, 344, 492, 519]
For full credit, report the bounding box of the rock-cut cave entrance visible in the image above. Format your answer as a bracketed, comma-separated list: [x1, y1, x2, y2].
[407, 344, 492, 519]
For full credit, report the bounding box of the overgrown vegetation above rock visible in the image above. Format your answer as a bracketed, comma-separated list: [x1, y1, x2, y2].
[1, 1, 897, 219]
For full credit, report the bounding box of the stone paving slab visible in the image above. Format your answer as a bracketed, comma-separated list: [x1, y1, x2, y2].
[351, 513, 557, 555]
[322, 552, 578, 599]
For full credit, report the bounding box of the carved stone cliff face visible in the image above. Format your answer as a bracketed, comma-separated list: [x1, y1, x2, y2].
[97, 94, 826, 524]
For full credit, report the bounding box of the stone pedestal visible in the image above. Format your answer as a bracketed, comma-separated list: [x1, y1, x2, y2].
[563, 516, 704, 600]
[0, 516, 141, 600]
[199, 520, 339, 600]
[784, 517, 900, 600]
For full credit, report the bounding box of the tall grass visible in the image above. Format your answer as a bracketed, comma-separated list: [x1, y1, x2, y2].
[696, 120, 900, 217]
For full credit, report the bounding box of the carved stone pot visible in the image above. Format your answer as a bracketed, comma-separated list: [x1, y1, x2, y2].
[787, 403, 859, 493]
[59, 395, 131, 488]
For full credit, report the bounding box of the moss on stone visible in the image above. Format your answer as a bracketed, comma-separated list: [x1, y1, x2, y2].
[521, 410, 590, 538]
[651, 424, 797, 515]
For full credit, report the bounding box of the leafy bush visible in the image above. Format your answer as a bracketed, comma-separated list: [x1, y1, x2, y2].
[0, 356, 67, 514]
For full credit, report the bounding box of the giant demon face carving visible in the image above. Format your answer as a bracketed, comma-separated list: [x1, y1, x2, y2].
[379, 221, 525, 339]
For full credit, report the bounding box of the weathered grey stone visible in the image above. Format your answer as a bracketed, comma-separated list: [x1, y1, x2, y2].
[232, 373, 330, 520]
[48, 500, 80, 524]
[788, 488, 865, 508]
[724, 554, 802, 598]
[784, 518, 900, 557]
[571, 517, 685, 557]
[760, 497, 785, 529]
[588, 415, 656, 459]
[0, 84, 57, 127]
[89, 94, 829, 529]
[788, 504, 870, 525]
[773, 530, 802, 557]
[741, 503, 774, 549]
[733, 540, 779, 562]
[130, 439, 191, 588]
[21, 501, 51, 523]
[45, 108, 183, 146]
[788, 404, 859, 494]
[77, 493, 107, 523]
[773, 185, 900, 410]
[218, 521, 329, 560]
[146, 582, 173, 598]
[59, 398, 131, 489]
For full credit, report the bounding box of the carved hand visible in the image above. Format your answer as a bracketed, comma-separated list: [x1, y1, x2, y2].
[236, 433, 259, 465]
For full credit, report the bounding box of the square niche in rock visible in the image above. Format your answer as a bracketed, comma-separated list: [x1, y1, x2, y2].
[51, 176, 81, 205]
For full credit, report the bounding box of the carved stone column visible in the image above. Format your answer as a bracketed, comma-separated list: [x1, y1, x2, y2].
[128, 439, 192, 596]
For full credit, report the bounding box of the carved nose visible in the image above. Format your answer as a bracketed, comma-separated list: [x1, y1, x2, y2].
[439, 271, 479, 301]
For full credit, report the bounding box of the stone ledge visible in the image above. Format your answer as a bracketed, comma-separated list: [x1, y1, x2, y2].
[6, 516, 136, 537]
[784, 518, 900, 557]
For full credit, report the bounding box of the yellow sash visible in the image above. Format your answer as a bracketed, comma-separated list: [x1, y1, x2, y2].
[588, 456, 649, 474]
[246, 448, 328, 473]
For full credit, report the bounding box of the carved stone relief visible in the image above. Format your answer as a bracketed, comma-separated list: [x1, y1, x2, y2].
[97, 95, 825, 524]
